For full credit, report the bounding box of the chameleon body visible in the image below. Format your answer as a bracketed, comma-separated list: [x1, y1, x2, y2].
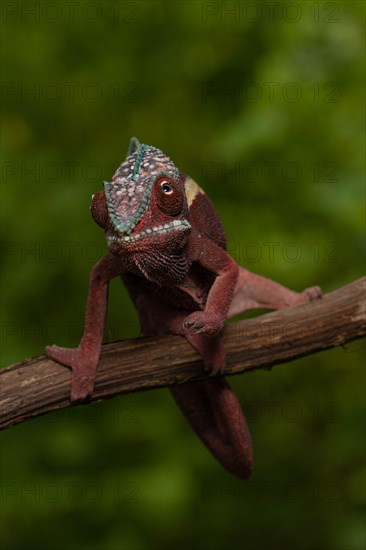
[46, 138, 321, 479]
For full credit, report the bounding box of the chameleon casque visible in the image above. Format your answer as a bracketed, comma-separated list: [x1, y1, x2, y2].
[46, 138, 322, 479]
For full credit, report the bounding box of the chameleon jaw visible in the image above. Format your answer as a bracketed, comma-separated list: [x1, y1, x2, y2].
[106, 219, 191, 244]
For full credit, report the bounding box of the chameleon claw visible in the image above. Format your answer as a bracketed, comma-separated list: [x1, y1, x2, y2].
[45, 345, 97, 402]
[202, 361, 225, 375]
[294, 285, 323, 306]
[70, 372, 95, 402]
[183, 319, 202, 330]
[303, 285, 322, 301]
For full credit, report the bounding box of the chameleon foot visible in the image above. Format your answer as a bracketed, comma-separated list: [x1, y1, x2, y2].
[45, 345, 97, 402]
[183, 331, 226, 375]
[183, 311, 224, 336]
[294, 285, 323, 305]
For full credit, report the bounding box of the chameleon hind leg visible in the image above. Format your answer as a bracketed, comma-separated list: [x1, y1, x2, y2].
[228, 267, 322, 318]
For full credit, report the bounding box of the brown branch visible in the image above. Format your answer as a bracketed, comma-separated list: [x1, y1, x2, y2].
[1, 277, 365, 430]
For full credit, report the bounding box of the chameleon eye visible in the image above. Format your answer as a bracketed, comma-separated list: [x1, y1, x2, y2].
[160, 180, 174, 195]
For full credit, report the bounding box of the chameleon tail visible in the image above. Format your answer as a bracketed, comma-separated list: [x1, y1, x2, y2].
[170, 377, 253, 479]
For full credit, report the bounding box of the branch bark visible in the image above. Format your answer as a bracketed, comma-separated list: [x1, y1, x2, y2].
[1, 277, 365, 430]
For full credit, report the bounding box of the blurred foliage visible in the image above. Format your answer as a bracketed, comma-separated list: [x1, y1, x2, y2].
[1, 1, 365, 549]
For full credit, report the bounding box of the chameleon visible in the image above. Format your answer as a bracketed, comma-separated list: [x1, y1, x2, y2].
[46, 138, 322, 479]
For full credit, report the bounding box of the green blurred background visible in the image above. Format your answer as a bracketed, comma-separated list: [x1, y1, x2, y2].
[1, 1, 365, 549]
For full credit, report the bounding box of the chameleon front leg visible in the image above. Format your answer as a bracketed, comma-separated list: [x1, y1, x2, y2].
[183, 235, 239, 337]
[45, 254, 121, 401]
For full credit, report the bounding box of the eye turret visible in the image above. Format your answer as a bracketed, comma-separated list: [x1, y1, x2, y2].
[154, 176, 183, 216]
[90, 191, 108, 229]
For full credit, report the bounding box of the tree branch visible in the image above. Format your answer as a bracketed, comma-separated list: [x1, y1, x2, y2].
[1, 277, 365, 430]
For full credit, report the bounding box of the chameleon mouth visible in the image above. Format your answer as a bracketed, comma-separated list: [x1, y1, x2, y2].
[106, 219, 191, 244]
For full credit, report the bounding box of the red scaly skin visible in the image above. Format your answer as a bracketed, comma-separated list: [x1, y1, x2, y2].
[46, 138, 322, 479]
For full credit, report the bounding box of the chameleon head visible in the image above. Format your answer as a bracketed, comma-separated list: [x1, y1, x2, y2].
[90, 138, 192, 255]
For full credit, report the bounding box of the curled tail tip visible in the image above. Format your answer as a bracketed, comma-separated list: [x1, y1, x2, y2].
[171, 379, 254, 480]
[231, 459, 253, 480]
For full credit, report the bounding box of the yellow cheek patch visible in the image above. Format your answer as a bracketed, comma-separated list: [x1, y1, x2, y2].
[185, 176, 205, 207]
